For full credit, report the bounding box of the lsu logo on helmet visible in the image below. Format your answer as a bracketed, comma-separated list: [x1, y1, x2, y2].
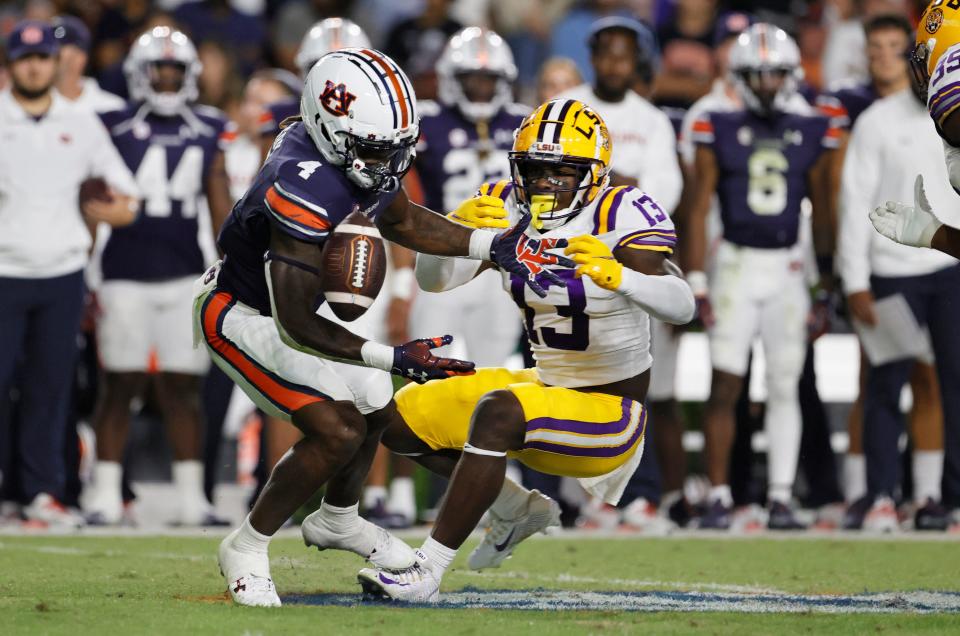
[509, 99, 612, 230]
[912, 0, 960, 103]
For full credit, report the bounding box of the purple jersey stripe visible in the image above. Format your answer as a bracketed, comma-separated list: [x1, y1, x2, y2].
[607, 187, 628, 231]
[627, 239, 676, 248]
[524, 408, 647, 458]
[526, 398, 633, 436]
[932, 91, 960, 124]
[591, 188, 617, 235]
[930, 80, 960, 109]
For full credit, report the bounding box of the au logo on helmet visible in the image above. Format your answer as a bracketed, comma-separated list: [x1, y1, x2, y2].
[320, 80, 357, 117]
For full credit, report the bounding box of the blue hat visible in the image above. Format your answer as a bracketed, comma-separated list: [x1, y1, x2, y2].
[713, 12, 753, 47]
[6, 20, 59, 61]
[587, 16, 660, 71]
[52, 15, 91, 53]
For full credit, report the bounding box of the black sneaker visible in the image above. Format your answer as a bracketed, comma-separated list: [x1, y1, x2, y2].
[914, 498, 949, 531]
[696, 499, 732, 530]
[842, 495, 874, 530]
[767, 501, 807, 530]
[362, 500, 411, 529]
[666, 496, 696, 528]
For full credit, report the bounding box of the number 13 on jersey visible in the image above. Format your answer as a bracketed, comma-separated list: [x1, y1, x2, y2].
[510, 270, 589, 351]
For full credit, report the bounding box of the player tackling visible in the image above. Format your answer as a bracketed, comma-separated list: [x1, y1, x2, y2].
[356, 98, 695, 603]
[201, 49, 572, 607]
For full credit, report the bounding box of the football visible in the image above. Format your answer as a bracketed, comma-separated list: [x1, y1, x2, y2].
[78, 177, 113, 207]
[320, 210, 386, 321]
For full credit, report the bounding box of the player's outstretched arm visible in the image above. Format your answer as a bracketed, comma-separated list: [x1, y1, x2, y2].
[376, 188, 575, 297]
[267, 225, 474, 383]
[679, 144, 719, 326]
[869, 174, 960, 257]
[565, 235, 695, 325]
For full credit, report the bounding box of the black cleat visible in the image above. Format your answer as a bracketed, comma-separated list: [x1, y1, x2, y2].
[842, 495, 873, 530]
[767, 501, 807, 530]
[914, 499, 949, 531]
[696, 499, 732, 530]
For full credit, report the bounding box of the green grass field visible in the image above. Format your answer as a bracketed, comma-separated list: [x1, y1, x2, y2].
[3, 533, 959, 635]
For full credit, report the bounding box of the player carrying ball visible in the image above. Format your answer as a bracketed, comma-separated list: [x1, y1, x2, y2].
[357, 98, 696, 603]
[198, 49, 573, 607]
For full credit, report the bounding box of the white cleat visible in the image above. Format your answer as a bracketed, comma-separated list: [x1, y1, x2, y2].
[357, 552, 440, 604]
[621, 498, 675, 535]
[218, 529, 281, 608]
[23, 493, 85, 529]
[863, 496, 900, 534]
[468, 489, 560, 570]
[301, 508, 416, 570]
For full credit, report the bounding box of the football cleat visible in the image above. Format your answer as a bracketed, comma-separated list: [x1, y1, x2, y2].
[862, 496, 899, 533]
[621, 498, 675, 535]
[842, 495, 873, 530]
[217, 529, 280, 607]
[468, 489, 560, 570]
[767, 501, 807, 531]
[301, 507, 416, 571]
[696, 499, 733, 530]
[81, 483, 123, 526]
[914, 498, 949, 532]
[23, 493, 85, 529]
[357, 552, 440, 604]
[577, 497, 621, 531]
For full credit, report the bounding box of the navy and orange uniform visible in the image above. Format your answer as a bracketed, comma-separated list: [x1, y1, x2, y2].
[815, 83, 878, 130]
[259, 97, 299, 140]
[415, 100, 528, 212]
[691, 109, 840, 248]
[99, 103, 230, 281]
[216, 120, 396, 315]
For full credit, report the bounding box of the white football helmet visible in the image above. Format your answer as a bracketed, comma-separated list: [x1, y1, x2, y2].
[294, 17, 371, 78]
[301, 48, 419, 193]
[124, 26, 201, 116]
[436, 27, 517, 122]
[728, 23, 802, 115]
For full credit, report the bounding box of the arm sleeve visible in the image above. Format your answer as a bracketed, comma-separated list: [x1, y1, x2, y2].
[415, 253, 483, 292]
[617, 266, 695, 325]
[88, 115, 139, 197]
[637, 111, 682, 214]
[838, 114, 881, 294]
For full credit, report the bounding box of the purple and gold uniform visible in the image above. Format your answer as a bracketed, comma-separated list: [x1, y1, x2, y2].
[99, 103, 230, 281]
[691, 109, 840, 248]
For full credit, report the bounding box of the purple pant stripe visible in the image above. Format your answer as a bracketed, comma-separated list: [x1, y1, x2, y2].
[526, 398, 632, 436]
[524, 409, 647, 458]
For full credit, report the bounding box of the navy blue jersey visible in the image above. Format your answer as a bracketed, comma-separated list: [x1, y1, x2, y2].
[217, 121, 396, 315]
[259, 97, 299, 139]
[100, 103, 229, 281]
[415, 100, 528, 212]
[816, 83, 878, 129]
[692, 109, 839, 248]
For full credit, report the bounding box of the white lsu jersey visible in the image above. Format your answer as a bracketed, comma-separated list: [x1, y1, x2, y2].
[479, 180, 677, 388]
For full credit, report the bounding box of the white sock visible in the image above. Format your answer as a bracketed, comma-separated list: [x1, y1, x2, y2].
[764, 382, 801, 506]
[419, 536, 457, 577]
[768, 483, 792, 505]
[488, 477, 531, 520]
[173, 460, 208, 508]
[386, 477, 416, 520]
[912, 450, 944, 503]
[709, 484, 733, 507]
[232, 515, 272, 554]
[843, 453, 866, 503]
[93, 460, 122, 492]
[316, 500, 362, 535]
[363, 486, 387, 510]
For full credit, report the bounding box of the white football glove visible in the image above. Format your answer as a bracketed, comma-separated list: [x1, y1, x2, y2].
[869, 174, 943, 248]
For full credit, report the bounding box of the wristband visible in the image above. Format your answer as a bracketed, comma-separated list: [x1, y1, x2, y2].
[360, 341, 394, 371]
[390, 267, 416, 301]
[468, 229, 495, 260]
[686, 270, 708, 296]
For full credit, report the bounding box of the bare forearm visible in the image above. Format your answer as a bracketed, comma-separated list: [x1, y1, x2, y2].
[378, 202, 476, 256]
[931, 225, 960, 259]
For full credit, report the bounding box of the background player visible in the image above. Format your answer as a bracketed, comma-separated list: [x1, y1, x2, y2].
[683, 24, 838, 530]
[206, 49, 572, 607]
[358, 98, 695, 603]
[82, 27, 233, 526]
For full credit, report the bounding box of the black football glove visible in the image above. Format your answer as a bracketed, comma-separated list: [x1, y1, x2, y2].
[489, 214, 576, 297]
[392, 335, 475, 384]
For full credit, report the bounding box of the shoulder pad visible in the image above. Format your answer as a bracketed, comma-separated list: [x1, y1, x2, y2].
[418, 100, 442, 118]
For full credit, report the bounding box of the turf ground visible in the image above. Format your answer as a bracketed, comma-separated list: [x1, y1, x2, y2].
[3, 532, 960, 634]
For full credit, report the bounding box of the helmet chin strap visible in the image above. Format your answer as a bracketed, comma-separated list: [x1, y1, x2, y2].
[529, 171, 592, 230]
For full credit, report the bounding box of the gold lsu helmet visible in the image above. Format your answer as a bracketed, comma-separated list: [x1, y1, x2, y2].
[912, 0, 960, 104]
[509, 98, 612, 229]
